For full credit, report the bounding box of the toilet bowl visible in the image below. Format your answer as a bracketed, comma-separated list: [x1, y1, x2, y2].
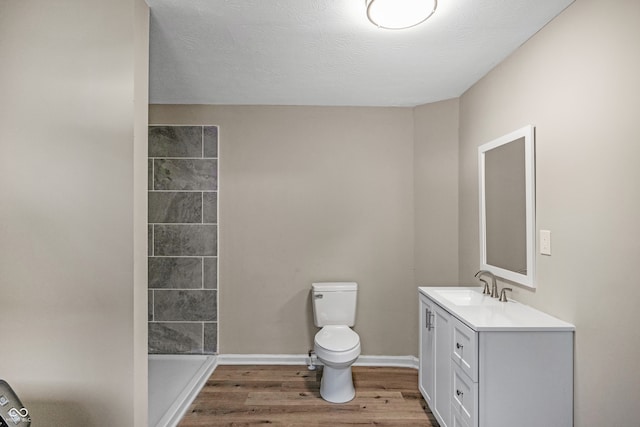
[314, 325, 361, 403]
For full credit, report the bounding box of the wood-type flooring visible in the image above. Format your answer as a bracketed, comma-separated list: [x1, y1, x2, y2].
[178, 365, 440, 426]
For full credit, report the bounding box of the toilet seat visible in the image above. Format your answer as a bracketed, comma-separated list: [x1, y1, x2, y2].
[314, 326, 361, 365]
[315, 325, 360, 352]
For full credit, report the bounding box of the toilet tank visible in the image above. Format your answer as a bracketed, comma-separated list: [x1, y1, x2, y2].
[312, 282, 358, 327]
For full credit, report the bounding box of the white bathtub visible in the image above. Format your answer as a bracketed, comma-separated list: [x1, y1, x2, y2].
[148, 355, 218, 427]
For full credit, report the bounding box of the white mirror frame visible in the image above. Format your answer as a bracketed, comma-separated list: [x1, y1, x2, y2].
[478, 125, 536, 288]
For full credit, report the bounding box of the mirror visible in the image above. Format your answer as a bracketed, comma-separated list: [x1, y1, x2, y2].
[478, 125, 535, 287]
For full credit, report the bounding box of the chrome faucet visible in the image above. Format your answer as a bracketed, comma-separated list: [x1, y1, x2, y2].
[475, 270, 499, 298]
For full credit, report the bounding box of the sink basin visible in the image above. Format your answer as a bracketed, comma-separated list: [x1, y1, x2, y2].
[433, 289, 499, 306]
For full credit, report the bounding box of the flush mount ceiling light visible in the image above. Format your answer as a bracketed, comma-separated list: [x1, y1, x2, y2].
[366, 0, 437, 30]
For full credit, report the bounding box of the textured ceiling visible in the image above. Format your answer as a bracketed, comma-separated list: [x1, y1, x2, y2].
[148, 0, 574, 107]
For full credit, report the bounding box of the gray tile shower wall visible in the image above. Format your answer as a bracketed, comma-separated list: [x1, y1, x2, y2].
[148, 125, 218, 355]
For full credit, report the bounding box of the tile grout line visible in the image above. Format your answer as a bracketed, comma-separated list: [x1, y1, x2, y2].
[150, 223, 218, 226]
[216, 129, 220, 354]
[147, 190, 218, 193]
[148, 320, 216, 324]
[149, 255, 217, 258]
[149, 156, 218, 160]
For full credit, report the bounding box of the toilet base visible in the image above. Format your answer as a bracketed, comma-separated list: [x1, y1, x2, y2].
[319, 365, 355, 403]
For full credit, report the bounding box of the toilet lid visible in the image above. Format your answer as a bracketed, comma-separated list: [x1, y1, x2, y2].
[315, 326, 360, 352]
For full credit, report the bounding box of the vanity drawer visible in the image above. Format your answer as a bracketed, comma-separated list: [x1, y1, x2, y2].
[452, 364, 478, 427]
[451, 317, 478, 382]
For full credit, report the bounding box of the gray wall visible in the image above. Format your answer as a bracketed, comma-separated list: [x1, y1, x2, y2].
[0, 0, 149, 425]
[413, 100, 460, 286]
[458, 0, 640, 425]
[148, 126, 219, 354]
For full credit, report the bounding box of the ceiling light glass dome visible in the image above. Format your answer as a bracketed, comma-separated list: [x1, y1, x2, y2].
[366, 0, 437, 30]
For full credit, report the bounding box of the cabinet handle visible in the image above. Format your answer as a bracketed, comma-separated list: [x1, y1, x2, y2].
[456, 390, 464, 397]
[456, 342, 463, 350]
[425, 308, 434, 331]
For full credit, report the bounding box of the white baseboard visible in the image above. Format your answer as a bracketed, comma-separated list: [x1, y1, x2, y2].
[218, 354, 419, 370]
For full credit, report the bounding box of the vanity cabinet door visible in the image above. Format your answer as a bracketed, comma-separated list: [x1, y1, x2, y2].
[419, 296, 452, 427]
[433, 303, 452, 427]
[418, 295, 435, 407]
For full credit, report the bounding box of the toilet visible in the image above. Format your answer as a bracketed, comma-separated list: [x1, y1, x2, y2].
[311, 282, 361, 403]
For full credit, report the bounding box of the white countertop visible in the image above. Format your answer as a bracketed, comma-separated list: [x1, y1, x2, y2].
[419, 286, 575, 332]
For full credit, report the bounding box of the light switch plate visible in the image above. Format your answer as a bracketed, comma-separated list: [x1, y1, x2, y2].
[540, 230, 551, 255]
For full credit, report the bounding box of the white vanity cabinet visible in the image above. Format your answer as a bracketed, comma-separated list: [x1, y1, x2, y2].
[419, 287, 575, 427]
